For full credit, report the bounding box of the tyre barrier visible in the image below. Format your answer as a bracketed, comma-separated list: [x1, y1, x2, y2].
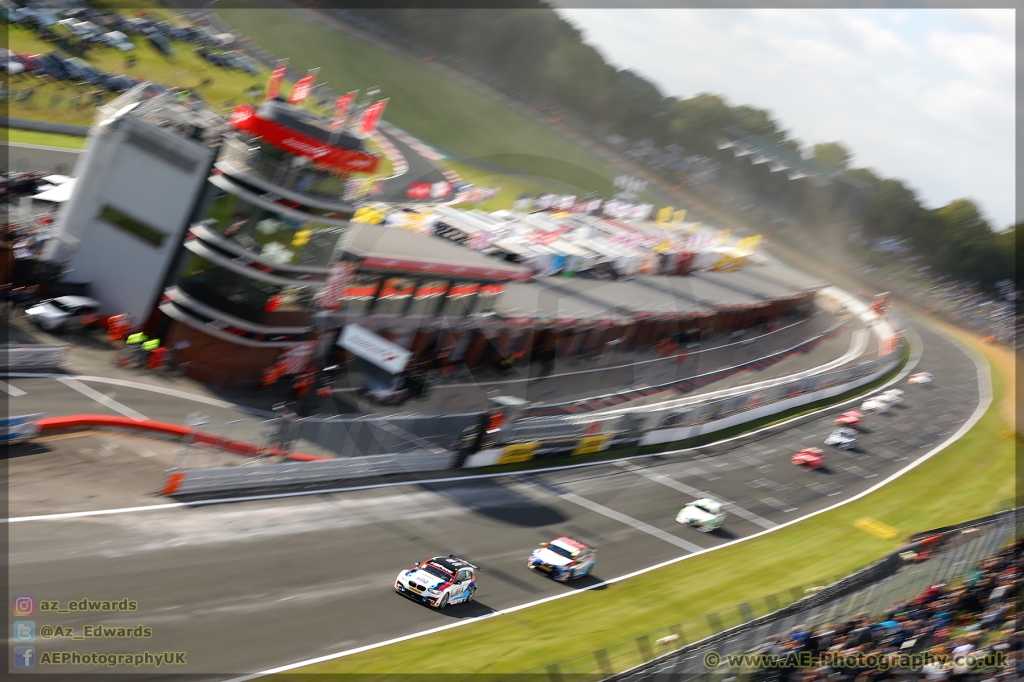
[160, 449, 459, 496]
[34, 415, 328, 462]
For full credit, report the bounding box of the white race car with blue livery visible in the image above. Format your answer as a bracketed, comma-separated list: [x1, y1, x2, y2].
[395, 555, 478, 608]
[528, 536, 597, 582]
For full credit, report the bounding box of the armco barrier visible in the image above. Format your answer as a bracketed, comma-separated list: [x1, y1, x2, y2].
[464, 341, 903, 468]
[1, 414, 43, 443]
[161, 449, 458, 496]
[2, 344, 71, 371]
[34, 415, 328, 462]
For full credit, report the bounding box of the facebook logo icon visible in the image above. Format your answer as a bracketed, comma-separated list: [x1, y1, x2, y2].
[13, 646, 35, 668]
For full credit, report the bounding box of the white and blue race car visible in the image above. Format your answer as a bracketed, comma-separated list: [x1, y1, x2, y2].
[528, 536, 597, 582]
[395, 555, 478, 608]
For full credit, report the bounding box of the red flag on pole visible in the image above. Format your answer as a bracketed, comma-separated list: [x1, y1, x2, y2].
[288, 68, 319, 105]
[330, 91, 358, 131]
[358, 98, 388, 136]
[266, 60, 287, 100]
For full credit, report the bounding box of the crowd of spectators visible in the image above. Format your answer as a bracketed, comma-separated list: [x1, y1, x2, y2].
[746, 535, 1021, 681]
[854, 258, 1019, 351]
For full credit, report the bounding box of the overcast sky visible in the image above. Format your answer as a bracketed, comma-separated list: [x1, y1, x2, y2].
[556, 8, 1016, 229]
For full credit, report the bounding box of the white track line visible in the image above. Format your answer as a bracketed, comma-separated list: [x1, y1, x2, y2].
[218, 321, 987, 682]
[617, 461, 778, 529]
[519, 476, 704, 552]
[0, 380, 26, 396]
[57, 377, 147, 421]
[4, 373, 275, 417]
[7, 328, 922, 524]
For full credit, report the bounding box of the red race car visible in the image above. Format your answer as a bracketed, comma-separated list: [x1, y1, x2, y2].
[792, 447, 825, 469]
[833, 410, 863, 428]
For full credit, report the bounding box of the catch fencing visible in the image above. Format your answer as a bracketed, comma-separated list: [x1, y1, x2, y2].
[523, 320, 847, 417]
[496, 508, 1019, 682]
[491, 341, 900, 460]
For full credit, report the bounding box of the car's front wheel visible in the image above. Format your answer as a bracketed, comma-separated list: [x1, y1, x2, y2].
[438, 593, 449, 609]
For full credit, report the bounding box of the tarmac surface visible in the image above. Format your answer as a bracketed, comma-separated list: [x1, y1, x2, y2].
[6, 319, 983, 680]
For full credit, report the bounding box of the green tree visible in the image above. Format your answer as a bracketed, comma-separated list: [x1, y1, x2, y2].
[811, 142, 852, 171]
[862, 179, 923, 240]
[667, 93, 734, 155]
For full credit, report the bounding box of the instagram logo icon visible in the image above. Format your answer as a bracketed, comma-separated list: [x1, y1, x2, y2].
[12, 595, 34, 617]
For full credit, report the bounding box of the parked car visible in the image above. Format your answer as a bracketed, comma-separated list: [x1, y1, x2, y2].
[26, 296, 102, 332]
[63, 57, 102, 84]
[99, 30, 134, 51]
[1, 48, 24, 74]
[100, 73, 135, 92]
[12, 52, 41, 72]
[223, 50, 259, 74]
[148, 33, 174, 57]
[36, 52, 69, 79]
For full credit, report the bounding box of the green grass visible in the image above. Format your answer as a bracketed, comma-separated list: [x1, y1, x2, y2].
[5, 129, 86, 149]
[215, 5, 617, 196]
[278, 330, 1012, 678]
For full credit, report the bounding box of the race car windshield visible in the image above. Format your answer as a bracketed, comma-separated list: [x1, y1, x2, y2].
[545, 544, 575, 559]
[695, 504, 716, 515]
[420, 564, 454, 581]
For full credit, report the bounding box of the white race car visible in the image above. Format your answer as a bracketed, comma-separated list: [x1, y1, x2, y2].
[395, 555, 478, 609]
[880, 389, 904, 405]
[825, 427, 858, 450]
[676, 498, 726, 532]
[908, 372, 932, 386]
[861, 398, 890, 413]
[528, 536, 597, 582]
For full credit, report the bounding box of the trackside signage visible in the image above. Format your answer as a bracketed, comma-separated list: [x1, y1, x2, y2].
[338, 324, 412, 375]
[230, 104, 380, 174]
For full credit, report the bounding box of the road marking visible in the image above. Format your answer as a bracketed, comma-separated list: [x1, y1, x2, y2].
[617, 462, 778, 530]
[0, 380, 26, 396]
[57, 377, 147, 421]
[521, 475, 704, 553]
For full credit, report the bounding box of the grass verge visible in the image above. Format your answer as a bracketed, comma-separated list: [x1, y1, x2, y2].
[277, 325, 1011, 678]
[215, 5, 617, 195]
[5, 129, 87, 149]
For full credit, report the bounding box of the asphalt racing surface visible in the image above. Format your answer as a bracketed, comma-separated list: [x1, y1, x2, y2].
[8, 321, 982, 680]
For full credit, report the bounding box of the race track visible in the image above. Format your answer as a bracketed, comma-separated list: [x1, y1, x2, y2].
[6, 319, 985, 680]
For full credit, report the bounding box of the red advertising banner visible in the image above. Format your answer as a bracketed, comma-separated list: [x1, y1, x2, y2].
[406, 182, 431, 200]
[288, 69, 318, 105]
[359, 99, 388, 136]
[319, 261, 358, 311]
[230, 104, 379, 174]
[266, 60, 287, 100]
[330, 91, 357, 131]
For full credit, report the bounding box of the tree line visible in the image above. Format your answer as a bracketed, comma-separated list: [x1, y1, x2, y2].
[349, 6, 1017, 292]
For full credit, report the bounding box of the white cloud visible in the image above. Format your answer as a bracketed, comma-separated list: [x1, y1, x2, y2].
[557, 8, 1016, 228]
